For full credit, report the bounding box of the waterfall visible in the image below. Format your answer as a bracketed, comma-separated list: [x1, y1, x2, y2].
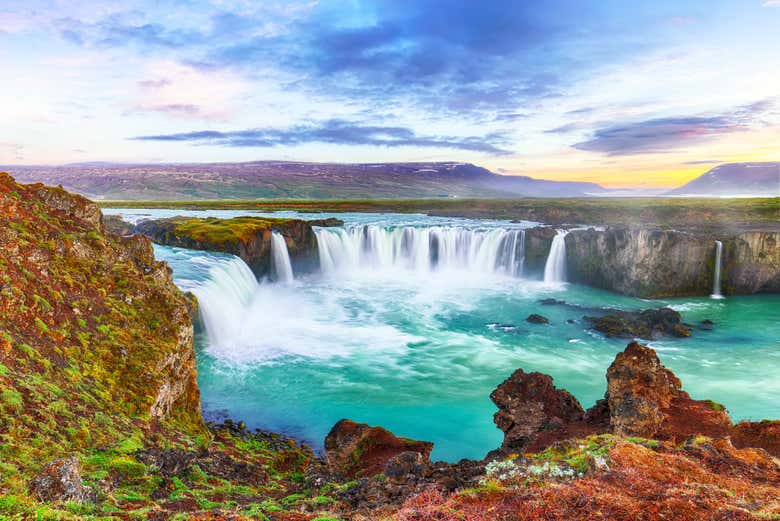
[314, 225, 525, 277]
[711, 240, 724, 299]
[543, 230, 568, 284]
[271, 232, 294, 283]
[191, 256, 258, 349]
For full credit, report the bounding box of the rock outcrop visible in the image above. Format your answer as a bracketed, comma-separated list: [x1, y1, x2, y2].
[490, 342, 777, 455]
[29, 457, 95, 504]
[491, 369, 598, 452]
[585, 307, 691, 339]
[564, 227, 780, 297]
[324, 419, 433, 479]
[0, 172, 205, 451]
[135, 216, 320, 277]
[605, 342, 732, 439]
[522, 226, 557, 277]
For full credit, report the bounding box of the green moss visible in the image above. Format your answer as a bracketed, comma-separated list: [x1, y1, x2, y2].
[1, 389, 23, 412]
[704, 399, 726, 412]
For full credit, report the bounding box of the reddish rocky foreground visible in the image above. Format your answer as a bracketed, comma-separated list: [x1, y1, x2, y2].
[490, 341, 780, 457]
[324, 342, 780, 520]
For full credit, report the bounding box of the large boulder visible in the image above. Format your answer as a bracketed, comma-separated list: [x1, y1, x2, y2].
[324, 419, 433, 479]
[490, 369, 592, 452]
[29, 457, 95, 504]
[585, 307, 691, 339]
[605, 342, 731, 440]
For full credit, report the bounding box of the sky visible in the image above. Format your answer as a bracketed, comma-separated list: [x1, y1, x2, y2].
[1, 0, 779, 188]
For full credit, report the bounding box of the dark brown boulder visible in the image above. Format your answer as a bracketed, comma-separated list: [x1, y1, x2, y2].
[29, 456, 95, 504]
[324, 419, 433, 479]
[526, 314, 549, 324]
[490, 369, 591, 452]
[585, 307, 691, 339]
[605, 342, 731, 440]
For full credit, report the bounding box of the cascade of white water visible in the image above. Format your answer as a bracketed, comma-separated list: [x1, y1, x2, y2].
[271, 232, 294, 283]
[191, 255, 258, 349]
[314, 226, 525, 276]
[711, 240, 724, 299]
[543, 230, 568, 283]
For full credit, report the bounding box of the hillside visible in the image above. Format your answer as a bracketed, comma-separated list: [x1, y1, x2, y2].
[3, 161, 605, 200]
[667, 162, 780, 197]
[2, 173, 779, 520]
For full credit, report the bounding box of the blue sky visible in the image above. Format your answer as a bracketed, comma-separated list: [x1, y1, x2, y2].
[1, 0, 779, 186]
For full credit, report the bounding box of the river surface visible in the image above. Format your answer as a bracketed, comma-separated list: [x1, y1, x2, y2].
[106, 208, 780, 461]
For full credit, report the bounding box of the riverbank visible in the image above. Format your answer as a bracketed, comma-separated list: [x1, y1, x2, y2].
[98, 197, 780, 232]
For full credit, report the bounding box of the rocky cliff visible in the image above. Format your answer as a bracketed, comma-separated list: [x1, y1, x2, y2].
[558, 227, 778, 297]
[0, 173, 204, 437]
[134, 215, 323, 277]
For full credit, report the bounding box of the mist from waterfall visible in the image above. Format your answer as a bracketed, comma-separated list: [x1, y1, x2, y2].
[543, 230, 568, 283]
[711, 240, 724, 299]
[315, 225, 526, 277]
[271, 232, 294, 283]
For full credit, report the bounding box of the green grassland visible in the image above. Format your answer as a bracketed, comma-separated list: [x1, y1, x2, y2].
[100, 197, 780, 231]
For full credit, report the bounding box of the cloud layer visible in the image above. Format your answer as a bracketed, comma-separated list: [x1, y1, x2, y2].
[133, 120, 513, 155]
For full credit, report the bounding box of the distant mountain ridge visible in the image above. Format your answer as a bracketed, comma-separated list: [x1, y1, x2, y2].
[3, 161, 605, 200]
[667, 162, 779, 197]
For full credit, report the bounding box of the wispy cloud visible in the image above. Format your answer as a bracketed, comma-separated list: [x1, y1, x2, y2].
[131, 120, 513, 155]
[572, 100, 775, 155]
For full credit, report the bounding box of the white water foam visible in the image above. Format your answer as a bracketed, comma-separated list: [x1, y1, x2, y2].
[314, 225, 526, 277]
[543, 230, 568, 284]
[711, 240, 724, 299]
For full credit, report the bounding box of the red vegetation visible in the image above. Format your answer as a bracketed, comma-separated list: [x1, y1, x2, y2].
[395, 439, 780, 521]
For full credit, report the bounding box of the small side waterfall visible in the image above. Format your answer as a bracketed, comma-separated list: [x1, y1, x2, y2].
[543, 230, 568, 284]
[711, 240, 724, 299]
[314, 225, 526, 277]
[271, 232, 294, 283]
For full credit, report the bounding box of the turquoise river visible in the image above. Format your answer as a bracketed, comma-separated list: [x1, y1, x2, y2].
[105, 209, 780, 461]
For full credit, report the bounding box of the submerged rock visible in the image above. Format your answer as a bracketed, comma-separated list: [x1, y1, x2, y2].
[526, 313, 550, 324]
[585, 307, 691, 339]
[29, 457, 95, 504]
[324, 419, 433, 479]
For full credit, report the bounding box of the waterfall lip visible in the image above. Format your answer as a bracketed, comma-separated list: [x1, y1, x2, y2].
[314, 224, 527, 279]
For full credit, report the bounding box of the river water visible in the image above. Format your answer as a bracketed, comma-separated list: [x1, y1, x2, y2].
[105, 208, 780, 461]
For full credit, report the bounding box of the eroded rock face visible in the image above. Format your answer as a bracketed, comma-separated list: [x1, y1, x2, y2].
[585, 307, 690, 339]
[324, 419, 433, 479]
[0, 173, 204, 439]
[605, 342, 732, 440]
[565, 227, 780, 297]
[605, 342, 681, 437]
[724, 232, 780, 294]
[29, 457, 95, 504]
[523, 226, 557, 277]
[490, 369, 588, 451]
[135, 216, 319, 277]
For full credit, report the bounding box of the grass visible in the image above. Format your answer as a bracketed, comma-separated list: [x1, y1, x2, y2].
[99, 197, 779, 231]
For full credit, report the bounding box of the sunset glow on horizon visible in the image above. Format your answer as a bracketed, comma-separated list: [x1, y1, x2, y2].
[2, 1, 779, 188]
